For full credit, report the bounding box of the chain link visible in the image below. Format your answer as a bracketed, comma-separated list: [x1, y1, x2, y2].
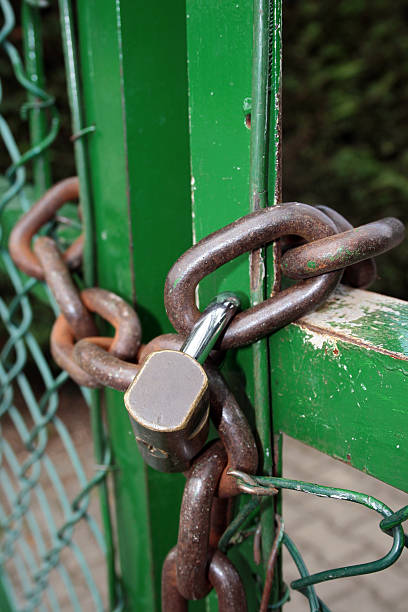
[7, 176, 407, 610]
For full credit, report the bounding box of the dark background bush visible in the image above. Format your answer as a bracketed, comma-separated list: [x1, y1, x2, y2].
[283, 0, 408, 299]
[2, 0, 407, 299]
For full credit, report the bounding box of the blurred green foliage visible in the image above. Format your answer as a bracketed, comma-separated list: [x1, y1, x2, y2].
[283, 0, 408, 298]
[1, 1, 406, 298]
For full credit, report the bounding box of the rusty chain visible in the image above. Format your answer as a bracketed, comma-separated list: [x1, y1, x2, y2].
[8, 177, 405, 610]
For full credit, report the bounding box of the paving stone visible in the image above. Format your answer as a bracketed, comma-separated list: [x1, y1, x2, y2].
[281, 435, 408, 611]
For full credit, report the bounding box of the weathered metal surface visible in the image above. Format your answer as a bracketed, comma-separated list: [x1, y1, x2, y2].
[271, 287, 408, 492]
[206, 366, 258, 498]
[282, 217, 405, 279]
[207, 550, 248, 612]
[176, 441, 227, 600]
[167, 437, 248, 608]
[124, 295, 239, 472]
[76, 1, 192, 608]
[8, 177, 83, 279]
[165, 203, 342, 349]
[80, 288, 141, 359]
[34, 236, 98, 339]
[133, 331, 258, 494]
[125, 350, 210, 472]
[50, 287, 141, 389]
[162, 548, 188, 612]
[73, 339, 139, 390]
[50, 318, 106, 388]
[316, 205, 377, 289]
[162, 548, 247, 612]
[185, 1, 281, 601]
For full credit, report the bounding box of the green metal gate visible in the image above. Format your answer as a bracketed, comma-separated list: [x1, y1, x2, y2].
[1, 1, 407, 611]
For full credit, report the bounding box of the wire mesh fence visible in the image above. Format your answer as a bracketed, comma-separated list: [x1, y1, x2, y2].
[0, 1, 112, 609]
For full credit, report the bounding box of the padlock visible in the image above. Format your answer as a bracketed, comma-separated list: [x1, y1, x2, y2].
[124, 293, 240, 472]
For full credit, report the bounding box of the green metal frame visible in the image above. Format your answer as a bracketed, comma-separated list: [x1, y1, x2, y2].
[74, 0, 284, 608]
[74, 0, 407, 609]
[1, 1, 406, 610]
[76, 2, 192, 610]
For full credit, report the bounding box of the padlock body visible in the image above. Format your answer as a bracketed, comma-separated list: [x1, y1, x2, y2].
[124, 350, 209, 472]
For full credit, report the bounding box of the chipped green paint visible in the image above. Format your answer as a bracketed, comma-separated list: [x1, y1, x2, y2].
[172, 276, 182, 290]
[301, 286, 408, 357]
[307, 260, 316, 269]
[271, 286, 408, 492]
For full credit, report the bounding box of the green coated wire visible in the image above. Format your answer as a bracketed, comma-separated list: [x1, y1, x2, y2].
[218, 497, 261, 553]
[283, 533, 322, 612]
[0, 1, 113, 609]
[2, 41, 60, 176]
[268, 583, 290, 609]
[230, 471, 406, 591]
[380, 505, 408, 531]
[57, 0, 120, 607]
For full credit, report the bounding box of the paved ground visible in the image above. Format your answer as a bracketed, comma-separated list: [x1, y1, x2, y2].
[3, 389, 408, 610]
[282, 435, 408, 612]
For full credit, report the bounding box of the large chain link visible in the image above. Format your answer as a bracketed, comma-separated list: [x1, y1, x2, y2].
[8, 177, 405, 610]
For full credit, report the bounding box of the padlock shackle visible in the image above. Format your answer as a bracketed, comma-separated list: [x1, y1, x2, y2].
[180, 292, 240, 364]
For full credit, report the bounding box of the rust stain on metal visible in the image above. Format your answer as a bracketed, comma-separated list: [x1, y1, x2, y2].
[298, 321, 408, 362]
[176, 440, 227, 600]
[34, 236, 98, 340]
[282, 217, 404, 280]
[9, 177, 83, 279]
[207, 365, 258, 497]
[259, 514, 282, 612]
[250, 248, 263, 292]
[164, 202, 344, 349]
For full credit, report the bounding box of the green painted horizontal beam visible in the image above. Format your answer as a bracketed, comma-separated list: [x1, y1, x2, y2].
[271, 285, 408, 492]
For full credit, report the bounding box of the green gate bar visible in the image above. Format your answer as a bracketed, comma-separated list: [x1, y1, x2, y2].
[272, 287, 408, 492]
[76, 0, 283, 608]
[76, 1, 193, 610]
[185, 1, 282, 605]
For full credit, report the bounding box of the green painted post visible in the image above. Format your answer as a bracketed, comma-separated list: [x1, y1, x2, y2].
[76, 1, 193, 609]
[185, 0, 282, 606]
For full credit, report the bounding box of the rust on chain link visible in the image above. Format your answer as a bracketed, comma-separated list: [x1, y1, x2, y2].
[80, 288, 141, 359]
[282, 217, 404, 280]
[281, 205, 378, 289]
[51, 288, 141, 388]
[162, 547, 246, 612]
[176, 440, 228, 600]
[34, 236, 98, 339]
[208, 550, 247, 611]
[74, 333, 182, 392]
[165, 203, 343, 350]
[51, 319, 110, 388]
[162, 548, 188, 612]
[315, 205, 377, 289]
[74, 341, 139, 391]
[9, 177, 83, 280]
[206, 365, 258, 497]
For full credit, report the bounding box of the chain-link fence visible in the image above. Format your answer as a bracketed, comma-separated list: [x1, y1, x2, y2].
[0, 2, 115, 609]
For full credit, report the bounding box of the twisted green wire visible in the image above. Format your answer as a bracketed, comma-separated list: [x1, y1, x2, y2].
[230, 471, 406, 591]
[0, 1, 112, 609]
